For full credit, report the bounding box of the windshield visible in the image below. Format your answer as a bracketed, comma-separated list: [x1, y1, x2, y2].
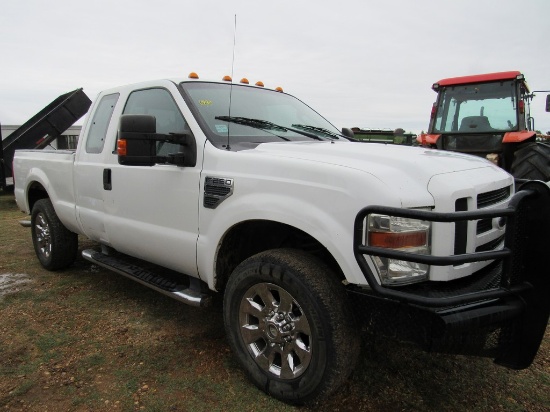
[433, 80, 518, 134]
[179, 82, 343, 147]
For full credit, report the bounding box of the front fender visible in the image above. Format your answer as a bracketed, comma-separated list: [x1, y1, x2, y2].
[503, 131, 536, 143]
[196, 180, 379, 291]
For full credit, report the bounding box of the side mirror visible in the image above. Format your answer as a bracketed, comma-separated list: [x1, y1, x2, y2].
[341, 127, 355, 139]
[546, 95, 550, 112]
[118, 114, 157, 166]
[117, 114, 197, 167]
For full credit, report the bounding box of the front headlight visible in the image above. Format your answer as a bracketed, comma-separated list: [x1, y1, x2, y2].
[367, 214, 431, 286]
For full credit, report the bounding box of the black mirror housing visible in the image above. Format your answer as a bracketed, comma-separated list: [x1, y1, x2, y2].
[546, 95, 550, 112]
[117, 114, 197, 167]
[118, 114, 158, 166]
[341, 128, 355, 138]
[340, 127, 358, 141]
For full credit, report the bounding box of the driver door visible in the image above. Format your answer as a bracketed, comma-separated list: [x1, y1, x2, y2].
[102, 87, 200, 276]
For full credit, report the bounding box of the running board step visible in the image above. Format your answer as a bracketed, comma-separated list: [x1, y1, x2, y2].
[82, 249, 211, 307]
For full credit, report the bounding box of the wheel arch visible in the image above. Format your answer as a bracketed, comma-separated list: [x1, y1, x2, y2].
[214, 219, 345, 292]
[27, 181, 50, 213]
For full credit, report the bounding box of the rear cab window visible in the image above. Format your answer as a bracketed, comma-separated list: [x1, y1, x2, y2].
[86, 93, 119, 154]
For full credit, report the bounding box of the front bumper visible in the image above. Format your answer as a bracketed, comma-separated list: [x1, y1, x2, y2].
[351, 180, 550, 369]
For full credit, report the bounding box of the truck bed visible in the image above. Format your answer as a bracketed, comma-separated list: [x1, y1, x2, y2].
[13, 149, 79, 233]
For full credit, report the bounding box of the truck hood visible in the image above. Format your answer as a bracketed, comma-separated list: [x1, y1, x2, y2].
[241, 141, 510, 209]
[250, 141, 498, 185]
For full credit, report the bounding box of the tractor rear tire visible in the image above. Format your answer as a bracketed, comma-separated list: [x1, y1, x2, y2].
[511, 142, 550, 181]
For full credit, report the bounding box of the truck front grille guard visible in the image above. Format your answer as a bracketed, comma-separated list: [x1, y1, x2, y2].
[353, 181, 550, 308]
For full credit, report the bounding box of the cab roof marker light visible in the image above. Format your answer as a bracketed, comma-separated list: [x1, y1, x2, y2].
[188, 72, 199, 79]
[240, 78, 249, 84]
[222, 75, 232, 82]
[275, 86, 284, 92]
[255, 81, 264, 87]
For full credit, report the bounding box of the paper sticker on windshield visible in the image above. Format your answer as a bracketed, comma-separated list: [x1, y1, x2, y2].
[215, 124, 228, 133]
[199, 99, 213, 106]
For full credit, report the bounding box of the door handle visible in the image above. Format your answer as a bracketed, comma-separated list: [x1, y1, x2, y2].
[103, 169, 112, 190]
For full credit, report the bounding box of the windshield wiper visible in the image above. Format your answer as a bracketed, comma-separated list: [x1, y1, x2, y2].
[214, 116, 290, 141]
[215, 116, 323, 141]
[291, 124, 340, 139]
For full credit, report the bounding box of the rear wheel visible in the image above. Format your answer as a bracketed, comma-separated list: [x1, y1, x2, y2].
[31, 199, 78, 270]
[511, 142, 550, 181]
[223, 249, 359, 404]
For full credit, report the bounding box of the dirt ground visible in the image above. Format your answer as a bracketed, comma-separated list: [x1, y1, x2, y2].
[1, 191, 549, 411]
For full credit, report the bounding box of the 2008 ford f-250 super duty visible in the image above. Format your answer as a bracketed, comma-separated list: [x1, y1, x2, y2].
[13, 74, 550, 404]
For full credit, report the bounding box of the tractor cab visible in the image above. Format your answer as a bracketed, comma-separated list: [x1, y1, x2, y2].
[419, 71, 550, 180]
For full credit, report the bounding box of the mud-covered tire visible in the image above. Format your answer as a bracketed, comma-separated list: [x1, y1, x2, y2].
[31, 198, 78, 270]
[511, 142, 550, 181]
[223, 249, 359, 404]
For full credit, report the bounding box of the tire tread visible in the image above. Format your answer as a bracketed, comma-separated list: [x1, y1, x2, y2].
[511, 142, 550, 181]
[31, 198, 78, 270]
[224, 248, 359, 404]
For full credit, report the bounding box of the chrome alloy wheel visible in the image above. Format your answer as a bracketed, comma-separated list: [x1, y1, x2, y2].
[238, 282, 312, 379]
[34, 212, 52, 258]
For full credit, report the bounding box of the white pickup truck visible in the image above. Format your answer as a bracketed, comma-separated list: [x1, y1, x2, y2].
[13, 75, 550, 404]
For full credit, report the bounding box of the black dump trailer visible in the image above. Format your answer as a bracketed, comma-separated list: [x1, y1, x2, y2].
[1, 88, 91, 190]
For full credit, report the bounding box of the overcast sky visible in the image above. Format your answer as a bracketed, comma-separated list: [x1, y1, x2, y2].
[1, 0, 549, 134]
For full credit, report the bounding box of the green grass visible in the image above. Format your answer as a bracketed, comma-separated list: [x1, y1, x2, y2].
[0, 190, 548, 411]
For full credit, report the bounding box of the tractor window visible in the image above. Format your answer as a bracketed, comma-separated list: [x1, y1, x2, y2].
[433, 80, 518, 133]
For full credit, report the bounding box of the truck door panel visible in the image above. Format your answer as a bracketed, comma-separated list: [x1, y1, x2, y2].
[102, 88, 200, 277]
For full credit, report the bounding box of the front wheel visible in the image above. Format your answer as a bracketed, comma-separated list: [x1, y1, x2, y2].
[223, 249, 359, 404]
[31, 198, 78, 270]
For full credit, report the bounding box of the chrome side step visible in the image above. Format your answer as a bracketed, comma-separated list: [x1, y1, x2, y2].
[82, 249, 211, 307]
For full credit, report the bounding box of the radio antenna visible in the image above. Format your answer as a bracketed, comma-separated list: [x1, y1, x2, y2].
[226, 14, 237, 151]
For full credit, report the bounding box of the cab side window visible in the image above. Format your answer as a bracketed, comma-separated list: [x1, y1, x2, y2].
[122, 88, 188, 156]
[86, 93, 119, 154]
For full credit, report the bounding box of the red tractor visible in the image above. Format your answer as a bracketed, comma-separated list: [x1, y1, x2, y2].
[418, 71, 550, 181]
